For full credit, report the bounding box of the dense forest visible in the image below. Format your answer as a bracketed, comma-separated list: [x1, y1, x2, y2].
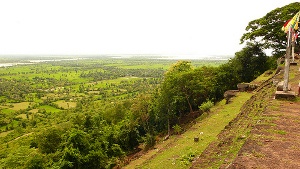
[0, 2, 300, 168]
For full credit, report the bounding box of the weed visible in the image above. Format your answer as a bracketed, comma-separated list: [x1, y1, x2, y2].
[178, 151, 197, 165]
[276, 130, 287, 135]
[252, 150, 265, 158]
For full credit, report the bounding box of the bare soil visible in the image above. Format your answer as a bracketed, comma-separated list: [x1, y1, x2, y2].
[228, 101, 300, 169]
[226, 62, 300, 169]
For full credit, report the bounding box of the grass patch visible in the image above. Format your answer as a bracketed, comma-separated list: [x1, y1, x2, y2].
[1, 109, 15, 114]
[267, 99, 281, 111]
[252, 150, 265, 158]
[38, 105, 61, 113]
[252, 70, 275, 84]
[289, 72, 295, 80]
[0, 130, 14, 137]
[10, 102, 31, 111]
[16, 114, 28, 119]
[55, 100, 77, 109]
[135, 92, 252, 169]
[29, 109, 39, 113]
[267, 129, 287, 135]
[276, 130, 287, 135]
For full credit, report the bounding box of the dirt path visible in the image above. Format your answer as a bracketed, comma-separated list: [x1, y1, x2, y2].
[6, 132, 34, 144]
[228, 100, 300, 168]
[226, 63, 300, 168]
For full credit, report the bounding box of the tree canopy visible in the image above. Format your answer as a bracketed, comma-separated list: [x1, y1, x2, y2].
[231, 42, 268, 82]
[240, 2, 300, 57]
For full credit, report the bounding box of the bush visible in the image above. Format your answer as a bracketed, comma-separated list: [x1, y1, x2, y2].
[172, 124, 182, 135]
[143, 133, 155, 150]
[199, 100, 214, 112]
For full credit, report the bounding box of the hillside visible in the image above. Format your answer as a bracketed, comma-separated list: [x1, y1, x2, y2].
[125, 60, 300, 168]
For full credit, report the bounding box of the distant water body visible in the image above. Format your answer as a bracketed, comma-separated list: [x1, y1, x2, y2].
[0, 63, 32, 67]
[0, 58, 83, 67]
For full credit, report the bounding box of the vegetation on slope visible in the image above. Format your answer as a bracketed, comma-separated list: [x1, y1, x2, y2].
[133, 93, 252, 169]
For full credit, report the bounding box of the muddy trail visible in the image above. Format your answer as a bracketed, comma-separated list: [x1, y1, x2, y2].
[191, 62, 300, 168]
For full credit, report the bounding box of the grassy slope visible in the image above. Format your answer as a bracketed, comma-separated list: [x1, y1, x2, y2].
[190, 70, 276, 168]
[127, 70, 276, 169]
[126, 92, 252, 169]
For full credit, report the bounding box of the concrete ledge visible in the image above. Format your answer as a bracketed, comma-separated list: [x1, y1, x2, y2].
[275, 91, 296, 99]
[290, 62, 297, 66]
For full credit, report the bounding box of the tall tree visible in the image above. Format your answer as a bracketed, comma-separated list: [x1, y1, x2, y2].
[231, 42, 268, 82]
[155, 61, 193, 134]
[161, 61, 193, 114]
[240, 2, 300, 57]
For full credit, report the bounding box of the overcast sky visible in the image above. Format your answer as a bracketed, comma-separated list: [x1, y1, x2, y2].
[0, 0, 296, 58]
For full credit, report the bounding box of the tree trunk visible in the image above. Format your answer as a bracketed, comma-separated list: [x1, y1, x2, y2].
[167, 118, 170, 136]
[185, 94, 193, 113]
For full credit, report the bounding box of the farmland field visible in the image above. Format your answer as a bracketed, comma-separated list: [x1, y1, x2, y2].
[0, 55, 228, 168]
[0, 55, 228, 132]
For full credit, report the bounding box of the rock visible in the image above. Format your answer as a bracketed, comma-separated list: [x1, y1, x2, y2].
[224, 90, 239, 104]
[276, 81, 291, 91]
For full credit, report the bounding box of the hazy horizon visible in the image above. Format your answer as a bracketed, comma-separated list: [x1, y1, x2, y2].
[0, 0, 295, 57]
[0, 54, 234, 60]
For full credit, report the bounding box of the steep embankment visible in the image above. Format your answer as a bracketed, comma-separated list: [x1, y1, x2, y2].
[192, 62, 300, 168]
[124, 93, 253, 169]
[125, 61, 300, 169]
[191, 71, 276, 168]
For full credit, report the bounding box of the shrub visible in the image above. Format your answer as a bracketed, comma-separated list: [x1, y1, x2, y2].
[143, 133, 155, 150]
[199, 100, 214, 112]
[172, 124, 182, 135]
